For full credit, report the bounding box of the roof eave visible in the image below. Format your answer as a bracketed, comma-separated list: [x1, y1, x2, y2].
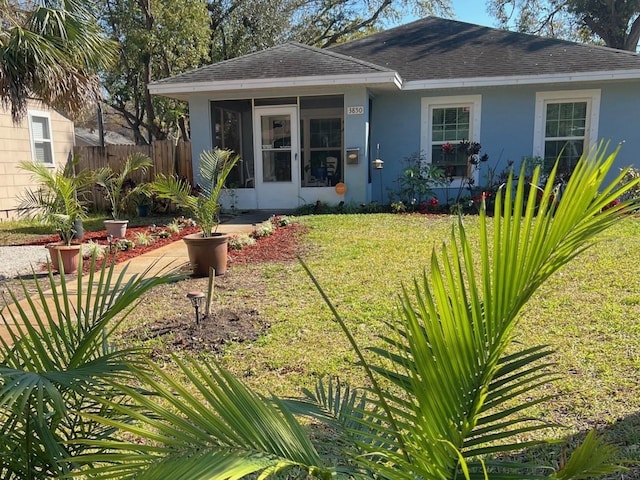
[402, 69, 640, 90]
[149, 72, 402, 97]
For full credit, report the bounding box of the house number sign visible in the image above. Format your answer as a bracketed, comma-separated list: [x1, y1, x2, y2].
[347, 106, 364, 115]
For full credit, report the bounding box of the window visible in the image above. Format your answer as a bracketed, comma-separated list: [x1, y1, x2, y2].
[534, 90, 600, 175]
[28, 111, 54, 165]
[214, 105, 251, 187]
[421, 95, 482, 181]
[300, 110, 344, 187]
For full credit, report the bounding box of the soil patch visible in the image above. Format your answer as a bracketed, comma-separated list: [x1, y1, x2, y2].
[124, 307, 270, 355]
[118, 223, 308, 356]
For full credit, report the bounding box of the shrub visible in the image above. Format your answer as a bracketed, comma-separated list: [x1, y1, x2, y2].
[134, 231, 155, 247]
[228, 233, 256, 250]
[115, 238, 135, 251]
[165, 221, 181, 234]
[251, 220, 274, 238]
[82, 240, 105, 259]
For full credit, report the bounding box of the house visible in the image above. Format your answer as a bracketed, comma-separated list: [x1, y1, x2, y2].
[0, 100, 75, 219]
[148, 17, 640, 210]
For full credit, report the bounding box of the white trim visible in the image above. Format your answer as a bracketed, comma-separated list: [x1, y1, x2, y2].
[420, 95, 482, 187]
[149, 72, 402, 95]
[27, 110, 55, 166]
[532, 89, 601, 158]
[404, 70, 640, 90]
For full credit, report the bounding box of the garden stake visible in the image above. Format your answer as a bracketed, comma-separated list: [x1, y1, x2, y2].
[205, 267, 215, 316]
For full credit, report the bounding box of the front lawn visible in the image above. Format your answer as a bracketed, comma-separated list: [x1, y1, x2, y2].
[126, 213, 640, 478]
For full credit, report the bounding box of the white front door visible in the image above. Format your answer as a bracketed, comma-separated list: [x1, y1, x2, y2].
[253, 106, 300, 209]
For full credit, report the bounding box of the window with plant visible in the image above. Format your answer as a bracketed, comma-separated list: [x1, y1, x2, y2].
[431, 106, 472, 177]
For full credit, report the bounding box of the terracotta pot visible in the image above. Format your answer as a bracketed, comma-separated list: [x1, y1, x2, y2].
[104, 219, 129, 238]
[183, 232, 229, 277]
[46, 243, 82, 275]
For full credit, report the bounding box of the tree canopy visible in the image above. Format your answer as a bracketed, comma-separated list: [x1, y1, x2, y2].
[101, 0, 452, 143]
[489, 0, 640, 51]
[0, 0, 116, 122]
[100, 0, 211, 144]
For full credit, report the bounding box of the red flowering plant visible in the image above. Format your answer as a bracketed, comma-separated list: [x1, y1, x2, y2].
[445, 140, 489, 214]
[393, 151, 448, 212]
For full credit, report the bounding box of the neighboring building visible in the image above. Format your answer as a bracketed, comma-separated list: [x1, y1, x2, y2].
[149, 17, 640, 210]
[0, 100, 75, 219]
[75, 128, 135, 147]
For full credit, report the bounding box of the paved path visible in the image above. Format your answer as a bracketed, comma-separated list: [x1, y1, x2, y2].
[0, 211, 283, 343]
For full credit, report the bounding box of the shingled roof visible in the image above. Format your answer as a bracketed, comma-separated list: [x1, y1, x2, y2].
[150, 16, 640, 96]
[331, 17, 640, 83]
[151, 42, 396, 87]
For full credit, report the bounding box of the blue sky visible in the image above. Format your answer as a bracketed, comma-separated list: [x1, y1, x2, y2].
[451, 0, 494, 27]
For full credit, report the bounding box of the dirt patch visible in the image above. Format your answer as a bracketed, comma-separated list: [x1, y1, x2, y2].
[124, 307, 270, 355]
[119, 223, 307, 356]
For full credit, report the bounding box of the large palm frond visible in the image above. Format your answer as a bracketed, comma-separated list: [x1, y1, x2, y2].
[73, 357, 334, 479]
[0, 0, 116, 121]
[0, 255, 185, 478]
[298, 142, 635, 479]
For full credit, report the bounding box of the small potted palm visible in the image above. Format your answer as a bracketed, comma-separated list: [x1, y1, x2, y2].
[95, 152, 153, 238]
[18, 160, 93, 274]
[153, 148, 240, 276]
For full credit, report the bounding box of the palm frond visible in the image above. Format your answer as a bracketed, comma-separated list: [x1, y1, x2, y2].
[73, 358, 334, 479]
[303, 142, 633, 479]
[0, 254, 185, 477]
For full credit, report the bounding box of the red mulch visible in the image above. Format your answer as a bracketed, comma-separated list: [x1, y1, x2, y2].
[228, 223, 307, 266]
[26, 222, 307, 274]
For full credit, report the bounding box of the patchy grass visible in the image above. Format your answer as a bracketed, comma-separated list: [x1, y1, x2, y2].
[116, 213, 640, 478]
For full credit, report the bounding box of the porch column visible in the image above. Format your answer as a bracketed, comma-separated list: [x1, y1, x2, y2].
[188, 96, 213, 186]
[343, 88, 370, 204]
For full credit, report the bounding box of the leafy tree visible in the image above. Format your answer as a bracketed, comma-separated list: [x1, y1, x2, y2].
[0, 0, 116, 122]
[100, 0, 211, 144]
[489, 0, 640, 51]
[72, 143, 639, 478]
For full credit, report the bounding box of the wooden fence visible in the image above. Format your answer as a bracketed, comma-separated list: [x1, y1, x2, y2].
[73, 140, 193, 212]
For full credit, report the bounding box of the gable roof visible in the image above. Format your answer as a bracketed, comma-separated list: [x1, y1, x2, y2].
[330, 17, 640, 87]
[150, 17, 640, 97]
[149, 42, 400, 96]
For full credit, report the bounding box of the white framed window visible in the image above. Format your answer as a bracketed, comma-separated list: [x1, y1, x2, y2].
[421, 95, 482, 181]
[28, 110, 55, 166]
[533, 89, 600, 174]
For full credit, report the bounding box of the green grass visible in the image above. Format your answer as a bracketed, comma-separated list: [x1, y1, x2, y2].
[212, 213, 640, 477]
[10, 210, 631, 476]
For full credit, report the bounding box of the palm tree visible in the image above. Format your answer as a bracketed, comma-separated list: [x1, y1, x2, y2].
[94, 152, 153, 220]
[69, 143, 639, 479]
[0, 256, 185, 479]
[0, 0, 116, 122]
[18, 158, 94, 245]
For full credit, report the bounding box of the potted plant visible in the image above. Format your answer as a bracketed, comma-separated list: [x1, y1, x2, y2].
[18, 160, 93, 274]
[133, 191, 152, 217]
[153, 148, 241, 276]
[95, 152, 153, 237]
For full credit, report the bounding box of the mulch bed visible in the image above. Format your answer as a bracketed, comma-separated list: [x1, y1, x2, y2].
[24, 221, 308, 273]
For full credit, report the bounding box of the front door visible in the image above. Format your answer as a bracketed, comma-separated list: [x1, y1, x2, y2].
[253, 106, 300, 209]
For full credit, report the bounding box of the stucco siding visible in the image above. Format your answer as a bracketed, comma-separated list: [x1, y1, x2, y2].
[0, 100, 74, 219]
[370, 81, 640, 204]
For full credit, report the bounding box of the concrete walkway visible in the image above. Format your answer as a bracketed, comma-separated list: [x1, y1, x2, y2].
[0, 211, 284, 343]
